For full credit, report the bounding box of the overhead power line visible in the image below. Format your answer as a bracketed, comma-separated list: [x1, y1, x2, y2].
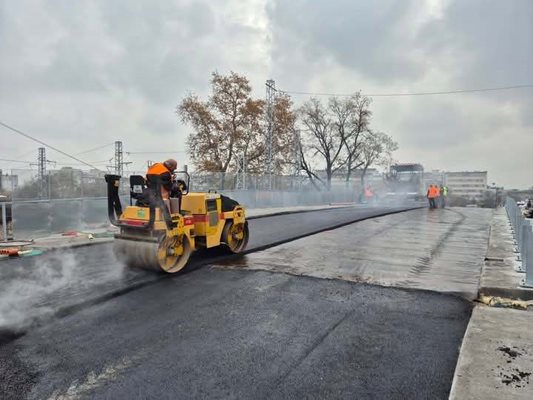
[279, 84, 533, 98]
[73, 142, 115, 156]
[126, 151, 187, 155]
[53, 143, 115, 166]
[0, 158, 32, 164]
[13, 148, 38, 160]
[0, 157, 110, 166]
[0, 121, 102, 171]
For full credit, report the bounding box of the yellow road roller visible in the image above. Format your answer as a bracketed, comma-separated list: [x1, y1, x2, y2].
[105, 172, 249, 273]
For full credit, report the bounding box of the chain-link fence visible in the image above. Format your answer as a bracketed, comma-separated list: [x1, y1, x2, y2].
[9, 168, 109, 200]
[7, 168, 366, 199]
[2, 168, 365, 238]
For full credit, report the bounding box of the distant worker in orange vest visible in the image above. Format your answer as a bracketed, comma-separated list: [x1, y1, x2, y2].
[433, 184, 441, 208]
[364, 186, 373, 201]
[146, 159, 186, 200]
[427, 184, 438, 209]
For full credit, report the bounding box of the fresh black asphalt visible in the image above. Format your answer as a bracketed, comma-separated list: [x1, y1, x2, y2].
[0, 206, 473, 399]
[1, 268, 471, 399]
[0, 206, 414, 331]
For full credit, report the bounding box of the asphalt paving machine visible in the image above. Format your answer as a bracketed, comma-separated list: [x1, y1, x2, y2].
[105, 172, 249, 273]
[382, 163, 425, 204]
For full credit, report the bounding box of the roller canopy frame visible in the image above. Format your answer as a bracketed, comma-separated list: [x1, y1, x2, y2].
[104, 174, 175, 231]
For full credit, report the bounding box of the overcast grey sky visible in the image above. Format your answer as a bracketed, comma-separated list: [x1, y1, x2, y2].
[0, 0, 531, 188]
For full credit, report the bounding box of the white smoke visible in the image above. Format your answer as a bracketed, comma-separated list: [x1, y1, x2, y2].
[0, 247, 125, 330]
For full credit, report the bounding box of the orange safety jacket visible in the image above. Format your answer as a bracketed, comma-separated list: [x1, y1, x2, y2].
[427, 187, 438, 198]
[146, 163, 174, 199]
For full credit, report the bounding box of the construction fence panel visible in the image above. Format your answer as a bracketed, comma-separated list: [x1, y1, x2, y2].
[5, 170, 361, 238]
[10, 197, 112, 238]
[9, 188, 358, 239]
[10, 168, 111, 201]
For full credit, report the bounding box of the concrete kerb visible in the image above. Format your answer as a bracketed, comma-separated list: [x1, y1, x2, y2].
[450, 210, 533, 400]
[478, 207, 533, 301]
[449, 306, 533, 399]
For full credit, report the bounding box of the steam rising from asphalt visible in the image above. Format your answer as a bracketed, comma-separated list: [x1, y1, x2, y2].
[0, 247, 125, 331]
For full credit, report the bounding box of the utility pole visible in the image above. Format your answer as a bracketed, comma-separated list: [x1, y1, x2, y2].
[38, 147, 47, 199]
[291, 129, 301, 190]
[265, 79, 276, 190]
[291, 129, 301, 177]
[110, 140, 132, 176]
[114, 141, 123, 176]
[235, 151, 247, 190]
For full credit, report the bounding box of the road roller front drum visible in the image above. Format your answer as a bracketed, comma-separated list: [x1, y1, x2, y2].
[114, 234, 192, 273]
[156, 235, 192, 273]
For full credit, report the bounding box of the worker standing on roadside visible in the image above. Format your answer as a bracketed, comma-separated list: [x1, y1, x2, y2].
[364, 185, 374, 204]
[146, 159, 181, 200]
[440, 185, 448, 208]
[434, 184, 441, 208]
[427, 184, 437, 209]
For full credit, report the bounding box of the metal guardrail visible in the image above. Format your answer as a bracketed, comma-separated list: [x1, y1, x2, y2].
[506, 197, 533, 287]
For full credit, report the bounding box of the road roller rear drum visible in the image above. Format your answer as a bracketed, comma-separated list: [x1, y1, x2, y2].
[222, 221, 249, 253]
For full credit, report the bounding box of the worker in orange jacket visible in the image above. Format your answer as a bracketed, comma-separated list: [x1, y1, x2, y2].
[364, 185, 374, 204]
[434, 184, 441, 208]
[426, 184, 438, 209]
[146, 159, 185, 200]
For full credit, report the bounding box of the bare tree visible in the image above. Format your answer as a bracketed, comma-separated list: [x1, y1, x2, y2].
[298, 98, 346, 190]
[234, 97, 265, 174]
[240, 93, 297, 175]
[178, 72, 257, 185]
[178, 72, 297, 187]
[297, 136, 325, 190]
[332, 93, 373, 184]
[272, 93, 298, 173]
[359, 130, 398, 186]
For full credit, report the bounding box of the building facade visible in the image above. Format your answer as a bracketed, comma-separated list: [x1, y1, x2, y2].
[444, 171, 487, 201]
[0, 170, 18, 192]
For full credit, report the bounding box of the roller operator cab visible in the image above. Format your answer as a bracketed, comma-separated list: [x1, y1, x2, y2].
[105, 173, 249, 273]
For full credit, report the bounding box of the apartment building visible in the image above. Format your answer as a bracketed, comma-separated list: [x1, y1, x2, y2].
[444, 171, 487, 200]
